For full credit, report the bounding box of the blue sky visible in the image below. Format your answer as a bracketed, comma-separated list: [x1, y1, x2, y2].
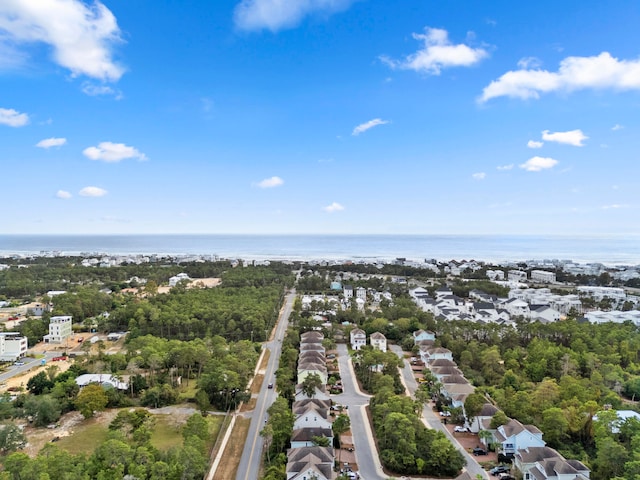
[2, 0, 640, 235]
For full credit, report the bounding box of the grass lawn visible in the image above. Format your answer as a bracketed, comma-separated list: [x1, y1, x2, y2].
[53, 408, 222, 456]
[150, 414, 184, 450]
[55, 422, 110, 455]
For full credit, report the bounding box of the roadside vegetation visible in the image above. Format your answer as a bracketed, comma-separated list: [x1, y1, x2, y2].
[0, 260, 292, 478]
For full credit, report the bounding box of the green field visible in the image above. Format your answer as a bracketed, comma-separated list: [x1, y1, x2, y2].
[54, 408, 224, 456]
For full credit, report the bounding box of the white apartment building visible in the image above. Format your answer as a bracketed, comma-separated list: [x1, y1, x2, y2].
[577, 286, 626, 302]
[508, 270, 528, 282]
[44, 315, 73, 343]
[0, 332, 28, 361]
[530, 270, 556, 283]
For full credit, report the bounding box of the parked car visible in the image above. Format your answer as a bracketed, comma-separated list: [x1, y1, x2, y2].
[490, 465, 510, 475]
[473, 447, 488, 456]
[439, 411, 451, 417]
[498, 474, 515, 480]
[454, 426, 470, 433]
[13, 361, 25, 366]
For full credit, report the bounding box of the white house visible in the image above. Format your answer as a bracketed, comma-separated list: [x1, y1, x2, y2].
[530, 306, 561, 323]
[420, 347, 453, 365]
[293, 406, 332, 431]
[494, 419, 545, 457]
[75, 373, 128, 390]
[44, 315, 73, 344]
[0, 333, 28, 361]
[356, 287, 366, 301]
[350, 328, 366, 351]
[370, 332, 387, 352]
[169, 273, 190, 287]
[503, 298, 531, 318]
[412, 329, 436, 344]
[343, 285, 353, 299]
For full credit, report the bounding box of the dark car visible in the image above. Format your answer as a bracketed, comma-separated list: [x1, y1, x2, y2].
[490, 465, 510, 475]
[267, 383, 274, 389]
[473, 447, 488, 456]
[498, 474, 516, 480]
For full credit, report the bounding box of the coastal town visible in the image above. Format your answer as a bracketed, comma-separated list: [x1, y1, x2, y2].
[0, 252, 639, 480]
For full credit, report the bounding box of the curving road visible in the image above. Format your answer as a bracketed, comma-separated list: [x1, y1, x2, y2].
[389, 344, 489, 480]
[235, 289, 295, 480]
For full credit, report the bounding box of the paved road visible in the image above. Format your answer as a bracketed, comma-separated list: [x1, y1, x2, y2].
[389, 345, 489, 480]
[0, 351, 59, 385]
[236, 289, 295, 480]
[334, 344, 388, 480]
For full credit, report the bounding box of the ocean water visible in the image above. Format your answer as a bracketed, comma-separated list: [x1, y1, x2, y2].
[0, 234, 639, 266]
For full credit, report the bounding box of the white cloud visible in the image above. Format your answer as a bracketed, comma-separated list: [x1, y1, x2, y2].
[527, 140, 543, 149]
[472, 172, 486, 180]
[497, 164, 514, 171]
[256, 176, 284, 188]
[81, 82, 122, 99]
[612, 124, 624, 131]
[36, 137, 67, 148]
[234, 0, 355, 32]
[55, 190, 71, 199]
[602, 204, 629, 210]
[352, 118, 389, 136]
[79, 186, 107, 197]
[380, 27, 488, 75]
[517, 57, 542, 69]
[520, 156, 558, 172]
[83, 142, 147, 163]
[323, 202, 345, 213]
[0, 107, 29, 127]
[0, 0, 124, 81]
[480, 52, 640, 102]
[542, 129, 588, 146]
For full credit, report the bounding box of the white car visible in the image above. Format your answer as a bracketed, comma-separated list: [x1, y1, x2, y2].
[439, 411, 451, 417]
[454, 426, 470, 433]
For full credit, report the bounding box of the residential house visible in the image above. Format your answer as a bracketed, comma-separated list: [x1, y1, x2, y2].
[503, 298, 531, 318]
[169, 272, 190, 286]
[370, 332, 387, 352]
[301, 331, 324, 343]
[343, 285, 354, 299]
[297, 362, 328, 385]
[530, 305, 561, 323]
[350, 328, 366, 351]
[286, 446, 334, 480]
[295, 385, 331, 402]
[293, 406, 332, 431]
[44, 315, 73, 343]
[514, 446, 590, 480]
[419, 346, 453, 365]
[75, 374, 129, 391]
[412, 329, 436, 344]
[494, 419, 545, 457]
[470, 403, 500, 434]
[290, 427, 333, 449]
